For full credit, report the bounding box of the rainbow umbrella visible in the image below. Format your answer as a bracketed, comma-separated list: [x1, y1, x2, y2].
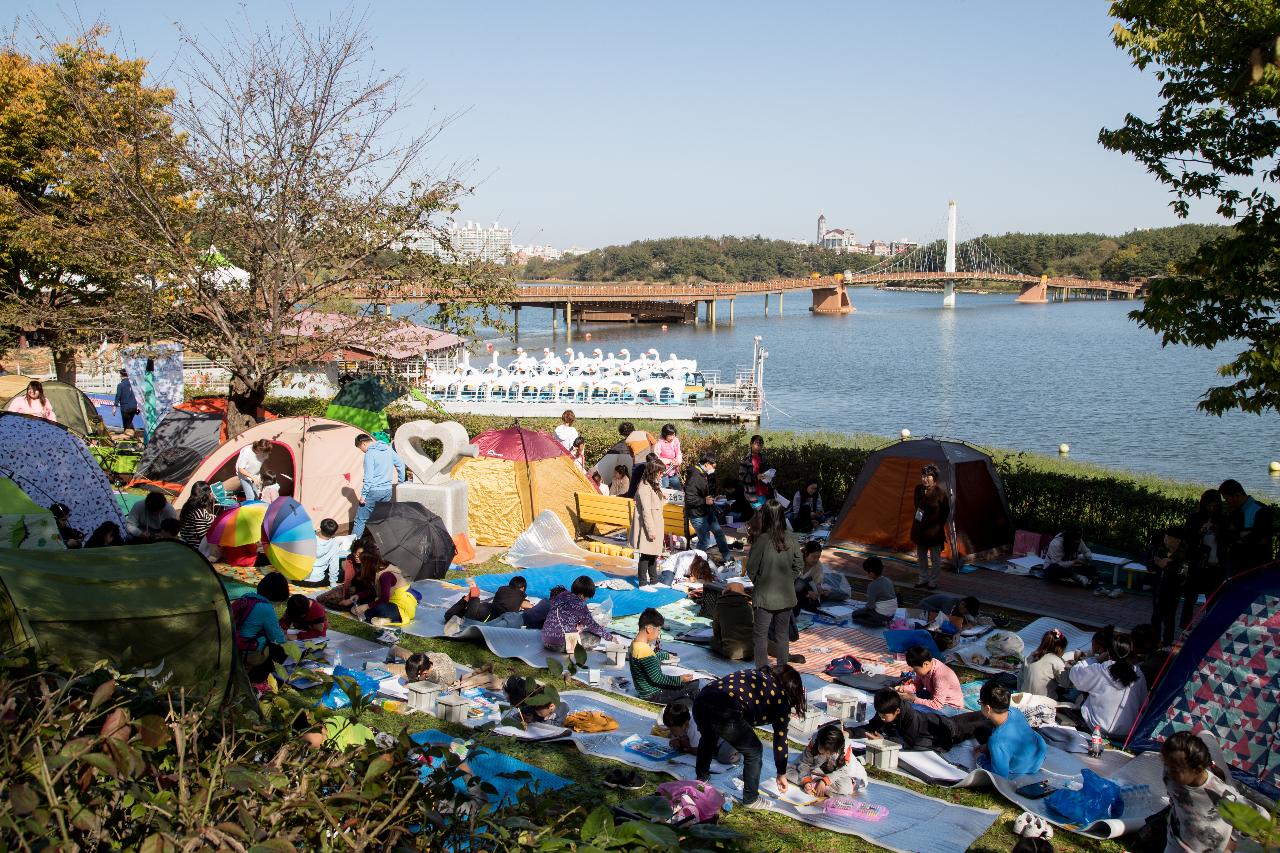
[207, 501, 268, 548]
[262, 497, 316, 581]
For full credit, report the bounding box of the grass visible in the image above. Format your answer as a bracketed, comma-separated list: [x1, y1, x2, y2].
[326, 606, 1126, 853]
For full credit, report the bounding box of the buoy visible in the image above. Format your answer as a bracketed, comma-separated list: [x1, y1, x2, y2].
[485, 341, 494, 352]
[585, 332, 592, 341]
[1270, 460, 1280, 473]
[1059, 443, 1070, 455]
[661, 324, 668, 331]
[900, 429, 911, 440]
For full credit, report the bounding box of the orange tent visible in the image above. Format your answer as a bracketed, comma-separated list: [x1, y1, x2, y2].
[829, 438, 1014, 562]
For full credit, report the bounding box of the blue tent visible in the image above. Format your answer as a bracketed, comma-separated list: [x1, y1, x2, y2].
[1126, 563, 1279, 799]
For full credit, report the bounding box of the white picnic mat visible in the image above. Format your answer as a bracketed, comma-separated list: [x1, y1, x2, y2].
[478, 690, 999, 853]
[948, 617, 1095, 674]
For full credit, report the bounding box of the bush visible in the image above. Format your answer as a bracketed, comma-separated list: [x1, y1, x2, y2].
[265, 397, 1228, 556]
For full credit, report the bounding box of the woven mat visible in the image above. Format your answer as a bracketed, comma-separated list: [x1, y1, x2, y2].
[788, 624, 910, 681]
[215, 563, 315, 597]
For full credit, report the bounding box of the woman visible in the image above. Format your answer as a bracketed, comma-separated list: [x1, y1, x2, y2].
[555, 410, 578, 451]
[179, 480, 217, 547]
[1182, 489, 1224, 629]
[1064, 631, 1148, 738]
[693, 664, 807, 808]
[85, 521, 122, 548]
[911, 464, 949, 590]
[351, 554, 417, 626]
[1043, 524, 1097, 588]
[6, 380, 56, 422]
[630, 459, 667, 586]
[231, 572, 290, 686]
[788, 479, 825, 534]
[745, 501, 804, 668]
[317, 539, 367, 608]
[655, 424, 683, 489]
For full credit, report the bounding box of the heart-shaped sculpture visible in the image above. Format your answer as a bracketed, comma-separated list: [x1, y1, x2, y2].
[393, 420, 476, 484]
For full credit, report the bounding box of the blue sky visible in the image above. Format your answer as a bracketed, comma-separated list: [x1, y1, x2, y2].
[24, 1, 1208, 248]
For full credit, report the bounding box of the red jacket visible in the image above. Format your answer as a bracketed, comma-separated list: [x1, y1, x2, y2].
[280, 598, 328, 640]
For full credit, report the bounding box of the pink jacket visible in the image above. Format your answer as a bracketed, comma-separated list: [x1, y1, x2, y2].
[655, 436, 682, 476]
[902, 659, 964, 710]
[6, 395, 56, 422]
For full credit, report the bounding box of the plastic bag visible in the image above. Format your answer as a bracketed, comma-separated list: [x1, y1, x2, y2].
[1046, 769, 1124, 826]
[657, 780, 724, 824]
[318, 665, 382, 709]
[504, 510, 599, 568]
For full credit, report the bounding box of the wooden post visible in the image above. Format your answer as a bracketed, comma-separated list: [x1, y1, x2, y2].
[778, 291, 784, 315]
[513, 304, 520, 338]
[764, 292, 769, 317]
[566, 302, 573, 342]
[551, 305, 558, 332]
[729, 297, 735, 323]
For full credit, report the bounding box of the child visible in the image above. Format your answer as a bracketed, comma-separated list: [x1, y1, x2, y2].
[279, 594, 328, 639]
[49, 503, 84, 548]
[662, 699, 739, 766]
[591, 470, 609, 496]
[898, 645, 964, 710]
[487, 576, 531, 628]
[975, 680, 1046, 778]
[570, 436, 587, 471]
[304, 518, 352, 589]
[628, 608, 698, 704]
[501, 675, 568, 727]
[1162, 730, 1247, 853]
[1150, 527, 1189, 647]
[541, 576, 614, 652]
[1018, 628, 1069, 700]
[1130, 623, 1167, 690]
[157, 518, 181, 540]
[851, 688, 981, 751]
[521, 585, 565, 630]
[1065, 631, 1147, 738]
[609, 464, 631, 497]
[258, 469, 280, 504]
[789, 722, 868, 798]
[851, 557, 898, 627]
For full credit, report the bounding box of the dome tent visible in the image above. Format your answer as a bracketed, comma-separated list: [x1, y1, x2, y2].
[176, 417, 366, 533]
[451, 425, 596, 547]
[0, 477, 63, 551]
[0, 375, 104, 437]
[130, 397, 277, 494]
[829, 437, 1014, 563]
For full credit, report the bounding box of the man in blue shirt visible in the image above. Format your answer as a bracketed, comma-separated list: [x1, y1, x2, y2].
[352, 433, 406, 537]
[113, 369, 138, 431]
[975, 679, 1046, 778]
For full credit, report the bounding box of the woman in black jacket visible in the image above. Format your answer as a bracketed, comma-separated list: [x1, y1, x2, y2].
[912, 464, 950, 590]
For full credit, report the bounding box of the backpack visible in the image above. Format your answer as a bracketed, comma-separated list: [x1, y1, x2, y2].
[824, 655, 862, 677]
[231, 595, 266, 653]
[656, 780, 724, 824]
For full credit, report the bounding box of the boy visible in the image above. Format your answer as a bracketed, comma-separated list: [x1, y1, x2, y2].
[850, 688, 980, 751]
[898, 645, 965, 710]
[919, 593, 982, 630]
[974, 680, 1046, 778]
[487, 577, 532, 628]
[1162, 730, 1247, 853]
[629, 608, 698, 704]
[663, 699, 739, 766]
[522, 585, 565, 630]
[850, 557, 898, 627]
[303, 518, 352, 588]
[157, 518, 181, 541]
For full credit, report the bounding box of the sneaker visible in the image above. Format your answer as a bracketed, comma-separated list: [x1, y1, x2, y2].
[603, 768, 645, 790]
[370, 617, 393, 628]
[742, 797, 771, 811]
[787, 654, 807, 664]
[1074, 574, 1093, 588]
[1093, 586, 1109, 597]
[443, 616, 464, 637]
[912, 581, 929, 589]
[1107, 587, 1124, 599]
[376, 628, 401, 645]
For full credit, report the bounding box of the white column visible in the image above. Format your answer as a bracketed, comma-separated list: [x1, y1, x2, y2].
[943, 200, 957, 308]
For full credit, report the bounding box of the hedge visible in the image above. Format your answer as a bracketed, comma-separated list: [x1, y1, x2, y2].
[266, 396, 1209, 556]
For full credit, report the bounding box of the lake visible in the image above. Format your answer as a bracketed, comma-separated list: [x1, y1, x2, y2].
[397, 287, 1280, 500]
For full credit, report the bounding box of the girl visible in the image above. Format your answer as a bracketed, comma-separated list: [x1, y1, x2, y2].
[317, 539, 366, 608]
[179, 480, 217, 547]
[590, 470, 609, 496]
[609, 464, 630, 496]
[655, 423, 683, 489]
[350, 550, 417, 626]
[85, 521, 122, 547]
[1065, 631, 1147, 738]
[258, 469, 280, 504]
[6, 380, 56, 421]
[1162, 730, 1246, 853]
[788, 480, 826, 534]
[554, 409, 578, 451]
[789, 722, 868, 798]
[630, 459, 667, 587]
[279, 593, 328, 639]
[570, 436, 587, 471]
[1018, 628, 1068, 700]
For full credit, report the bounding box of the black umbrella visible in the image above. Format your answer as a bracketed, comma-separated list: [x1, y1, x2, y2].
[365, 501, 456, 582]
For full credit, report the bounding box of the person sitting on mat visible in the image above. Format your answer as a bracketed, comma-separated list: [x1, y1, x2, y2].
[541, 576, 613, 652]
[1043, 524, 1098, 589]
[788, 722, 868, 798]
[663, 699, 739, 766]
[850, 557, 898, 627]
[974, 680, 1046, 778]
[629, 608, 698, 704]
[502, 675, 568, 727]
[521, 585, 565, 630]
[279, 594, 328, 640]
[710, 582, 755, 661]
[1062, 630, 1147, 738]
[850, 688, 982, 752]
[918, 593, 982, 630]
[897, 645, 964, 711]
[1018, 628, 1069, 701]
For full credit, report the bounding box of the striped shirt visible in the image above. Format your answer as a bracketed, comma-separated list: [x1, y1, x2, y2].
[628, 639, 683, 699]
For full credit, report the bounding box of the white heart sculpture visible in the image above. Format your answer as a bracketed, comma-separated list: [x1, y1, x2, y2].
[393, 420, 477, 484]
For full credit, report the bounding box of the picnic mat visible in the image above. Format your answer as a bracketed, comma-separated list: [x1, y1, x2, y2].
[478, 690, 997, 853]
[217, 563, 313, 596]
[948, 616, 1095, 674]
[466, 565, 686, 618]
[409, 729, 570, 806]
[892, 739, 1167, 840]
[788, 624, 910, 681]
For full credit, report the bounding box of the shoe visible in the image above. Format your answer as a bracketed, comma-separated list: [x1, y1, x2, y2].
[443, 616, 464, 637]
[1107, 587, 1124, 599]
[742, 797, 771, 811]
[913, 581, 929, 589]
[788, 654, 807, 664]
[1093, 586, 1109, 597]
[376, 629, 401, 645]
[1074, 574, 1092, 588]
[370, 617, 393, 628]
[603, 768, 645, 790]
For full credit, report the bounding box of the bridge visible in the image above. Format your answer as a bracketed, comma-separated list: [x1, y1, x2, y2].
[383, 201, 1143, 337]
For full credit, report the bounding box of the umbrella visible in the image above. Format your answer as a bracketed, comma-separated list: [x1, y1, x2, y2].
[262, 497, 317, 581]
[366, 501, 455, 582]
[324, 375, 406, 435]
[207, 502, 268, 548]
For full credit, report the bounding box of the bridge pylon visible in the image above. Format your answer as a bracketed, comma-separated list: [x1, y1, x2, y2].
[942, 200, 957, 308]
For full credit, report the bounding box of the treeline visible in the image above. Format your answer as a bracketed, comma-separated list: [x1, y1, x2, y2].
[521, 225, 1230, 283]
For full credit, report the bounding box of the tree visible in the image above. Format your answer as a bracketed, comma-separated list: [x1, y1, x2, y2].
[1100, 1, 1280, 415]
[0, 32, 180, 383]
[44, 14, 511, 431]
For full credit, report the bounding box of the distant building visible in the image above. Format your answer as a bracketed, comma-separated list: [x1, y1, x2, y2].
[511, 243, 562, 262]
[868, 240, 891, 257]
[816, 213, 827, 245]
[820, 229, 859, 252]
[560, 246, 590, 257]
[403, 220, 513, 263]
[890, 240, 919, 254]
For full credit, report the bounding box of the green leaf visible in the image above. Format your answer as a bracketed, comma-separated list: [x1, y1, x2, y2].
[621, 821, 678, 847]
[580, 805, 613, 841]
[362, 754, 394, 784]
[546, 658, 564, 677]
[139, 834, 174, 853]
[284, 641, 302, 663]
[248, 841, 299, 853]
[9, 784, 37, 816]
[684, 823, 743, 840]
[1220, 801, 1276, 841]
[90, 678, 116, 709]
[573, 644, 588, 667]
[81, 752, 118, 777]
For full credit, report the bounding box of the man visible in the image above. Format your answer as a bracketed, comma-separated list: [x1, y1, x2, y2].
[710, 581, 754, 661]
[974, 680, 1046, 778]
[125, 492, 178, 543]
[113, 369, 139, 433]
[352, 434, 406, 538]
[738, 434, 771, 500]
[684, 451, 731, 566]
[897, 646, 964, 710]
[1219, 479, 1275, 575]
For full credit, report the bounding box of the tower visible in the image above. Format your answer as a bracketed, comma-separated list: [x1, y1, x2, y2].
[817, 213, 827, 245]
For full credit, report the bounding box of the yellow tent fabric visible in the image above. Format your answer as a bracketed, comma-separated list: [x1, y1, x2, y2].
[0, 477, 63, 551]
[453, 456, 527, 546]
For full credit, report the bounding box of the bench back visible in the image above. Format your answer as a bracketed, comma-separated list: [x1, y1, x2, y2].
[574, 492, 691, 538]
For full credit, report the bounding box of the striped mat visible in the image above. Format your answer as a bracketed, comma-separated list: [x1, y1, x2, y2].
[788, 624, 910, 681]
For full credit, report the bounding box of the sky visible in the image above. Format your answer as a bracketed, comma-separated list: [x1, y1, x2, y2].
[19, 1, 1214, 249]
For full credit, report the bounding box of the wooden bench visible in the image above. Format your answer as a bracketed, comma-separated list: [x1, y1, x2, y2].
[574, 492, 691, 541]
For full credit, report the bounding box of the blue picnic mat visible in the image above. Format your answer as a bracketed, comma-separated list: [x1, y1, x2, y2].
[409, 729, 570, 806]
[470, 565, 685, 618]
[962, 680, 984, 712]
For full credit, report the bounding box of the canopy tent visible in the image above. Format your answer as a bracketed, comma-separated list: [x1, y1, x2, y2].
[0, 376, 104, 437]
[176, 417, 366, 533]
[451, 426, 596, 547]
[0, 413, 126, 537]
[0, 477, 64, 550]
[366, 501, 455, 581]
[324, 375, 405, 436]
[829, 438, 1014, 562]
[0, 542, 234, 695]
[1126, 564, 1280, 799]
[130, 398, 276, 494]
